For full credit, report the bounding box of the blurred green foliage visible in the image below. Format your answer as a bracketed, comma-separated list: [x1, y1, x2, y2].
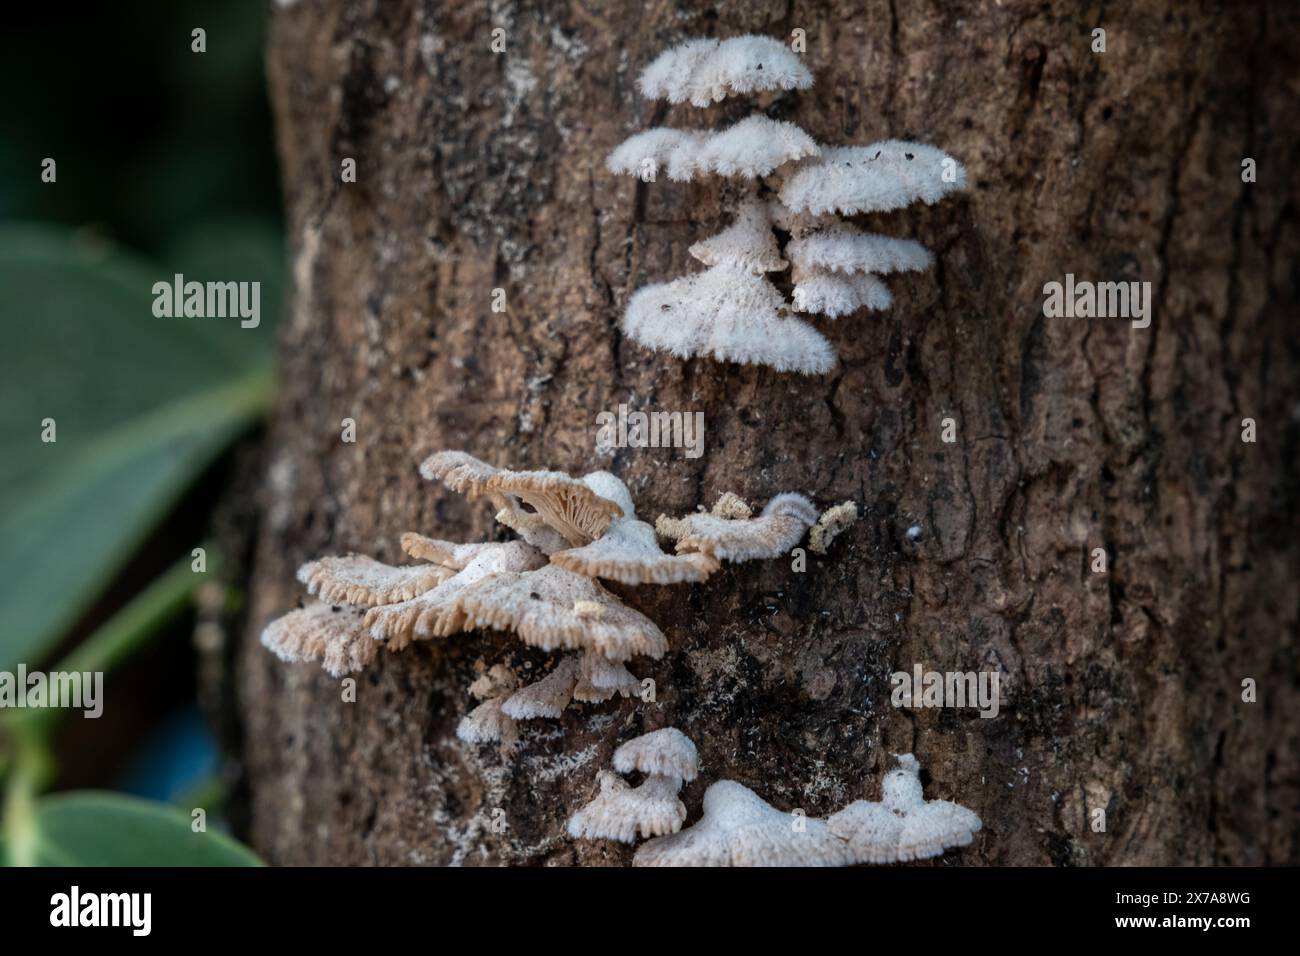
[0, 0, 281, 865]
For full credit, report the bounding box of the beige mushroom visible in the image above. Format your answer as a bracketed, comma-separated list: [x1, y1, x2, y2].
[501, 656, 581, 720]
[458, 564, 668, 662]
[260, 603, 377, 678]
[364, 541, 545, 649]
[551, 515, 719, 584]
[573, 649, 641, 703]
[296, 554, 453, 607]
[808, 500, 858, 554]
[485, 469, 625, 546]
[658, 492, 818, 562]
[634, 780, 854, 867]
[710, 491, 752, 519]
[457, 663, 519, 749]
[399, 533, 501, 569]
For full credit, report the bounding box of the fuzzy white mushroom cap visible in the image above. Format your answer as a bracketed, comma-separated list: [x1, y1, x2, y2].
[787, 224, 933, 275]
[689, 199, 788, 274]
[567, 772, 687, 843]
[260, 603, 378, 678]
[296, 554, 452, 607]
[456, 696, 519, 747]
[457, 564, 668, 662]
[779, 140, 967, 215]
[622, 265, 835, 375]
[607, 128, 707, 183]
[613, 728, 699, 783]
[791, 270, 893, 317]
[634, 780, 855, 867]
[574, 650, 641, 702]
[658, 491, 818, 562]
[638, 35, 813, 107]
[827, 754, 982, 864]
[694, 115, 820, 178]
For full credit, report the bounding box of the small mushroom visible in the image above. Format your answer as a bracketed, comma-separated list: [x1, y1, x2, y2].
[260, 603, 377, 677]
[688, 199, 787, 274]
[457, 663, 520, 750]
[364, 541, 546, 648]
[709, 491, 752, 519]
[827, 754, 982, 863]
[551, 514, 719, 584]
[567, 771, 686, 843]
[791, 266, 893, 318]
[501, 656, 581, 720]
[693, 115, 820, 179]
[658, 492, 819, 562]
[573, 649, 641, 703]
[634, 780, 854, 867]
[612, 727, 698, 783]
[808, 500, 858, 554]
[779, 141, 967, 216]
[458, 564, 668, 662]
[786, 223, 933, 276]
[638, 36, 813, 107]
[296, 554, 453, 607]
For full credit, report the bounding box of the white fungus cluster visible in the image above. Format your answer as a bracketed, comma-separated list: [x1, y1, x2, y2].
[609, 35, 967, 374]
[261, 452, 830, 753]
[567, 739, 981, 866]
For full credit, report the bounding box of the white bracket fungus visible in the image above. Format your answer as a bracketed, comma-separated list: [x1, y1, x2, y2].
[261, 452, 821, 753]
[609, 36, 967, 373]
[568, 728, 699, 843]
[827, 754, 982, 863]
[656, 492, 818, 562]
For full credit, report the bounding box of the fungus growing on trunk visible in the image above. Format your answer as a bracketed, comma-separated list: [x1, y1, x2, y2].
[808, 501, 859, 554]
[456, 663, 520, 750]
[827, 754, 982, 863]
[657, 492, 818, 561]
[568, 728, 699, 843]
[260, 452, 821, 755]
[609, 36, 967, 372]
[633, 779, 854, 867]
[260, 603, 377, 678]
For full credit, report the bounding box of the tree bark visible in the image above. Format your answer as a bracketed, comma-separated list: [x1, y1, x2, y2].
[237, 0, 1299, 865]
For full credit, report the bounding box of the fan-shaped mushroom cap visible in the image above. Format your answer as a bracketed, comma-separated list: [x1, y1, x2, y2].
[502, 656, 581, 719]
[260, 603, 377, 677]
[634, 780, 854, 867]
[296, 554, 452, 607]
[567, 772, 687, 843]
[779, 141, 967, 215]
[638, 36, 813, 107]
[787, 224, 933, 275]
[808, 500, 858, 553]
[791, 269, 893, 317]
[694, 115, 820, 178]
[456, 696, 518, 747]
[689, 200, 787, 274]
[364, 541, 546, 648]
[419, 450, 501, 498]
[829, 754, 981, 863]
[551, 515, 720, 585]
[637, 38, 719, 102]
[607, 128, 707, 183]
[400, 534, 502, 570]
[458, 564, 668, 662]
[659, 492, 818, 562]
[485, 470, 625, 546]
[612, 728, 699, 783]
[622, 265, 835, 375]
[573, 650, 641, 702]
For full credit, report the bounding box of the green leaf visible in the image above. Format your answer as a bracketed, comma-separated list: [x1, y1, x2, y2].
[26, 791, 262, 866]
[0, 224, 274, 672]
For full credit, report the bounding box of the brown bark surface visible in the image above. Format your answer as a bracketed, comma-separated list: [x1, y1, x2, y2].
[236, 0, 1299, 865]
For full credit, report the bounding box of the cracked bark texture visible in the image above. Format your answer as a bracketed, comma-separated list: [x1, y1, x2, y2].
[236, 0, 1299, 865]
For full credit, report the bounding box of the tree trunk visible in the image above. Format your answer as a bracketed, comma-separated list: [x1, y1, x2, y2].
[236, 0, 1299, 865]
